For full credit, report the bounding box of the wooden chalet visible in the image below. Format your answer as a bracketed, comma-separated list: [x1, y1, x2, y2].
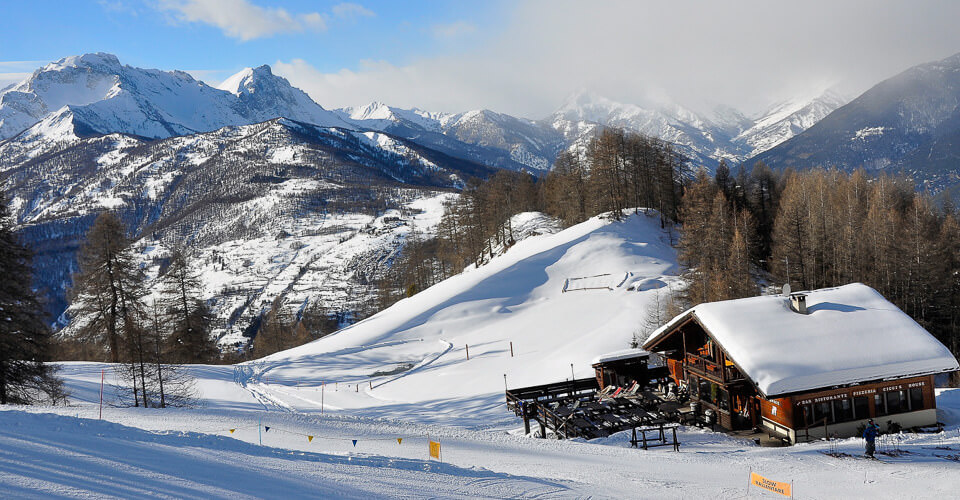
[643, 283, 959, 443]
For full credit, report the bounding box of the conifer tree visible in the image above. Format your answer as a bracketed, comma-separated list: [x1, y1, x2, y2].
[70, 212, 153, 406]
[70, 212, 144, 363]
[771, 174, 811, 289]
[677, 171, 720, 304]
[0, 193, 65, 405]
[161, 249, 217, 363]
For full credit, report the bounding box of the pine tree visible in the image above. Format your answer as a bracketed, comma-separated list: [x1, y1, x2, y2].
[69, 212, 151, 406]
[161, 250, 217, 364]
[0, 193, 65, 405]
[677, 171, 720, 304]
[70, 212, 144, 363]
[771, 174, 811, 289]
[714, 160, 732, 200]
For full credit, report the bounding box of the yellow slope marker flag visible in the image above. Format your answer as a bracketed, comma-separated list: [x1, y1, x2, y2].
[308, 435, 314, 443]
[750, 471, 792, 497]
[229, 429, 236, 434]
[429, 440, 441, 461]
[397, 438, 402, 445]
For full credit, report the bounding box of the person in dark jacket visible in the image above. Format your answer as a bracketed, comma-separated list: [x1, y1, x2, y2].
[863, 419, 880, 457]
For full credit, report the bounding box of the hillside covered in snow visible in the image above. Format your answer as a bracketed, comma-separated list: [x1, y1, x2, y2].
[4, 211, 960, 498]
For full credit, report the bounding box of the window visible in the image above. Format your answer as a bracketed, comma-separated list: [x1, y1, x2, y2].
[800, 404, 812, 426]
[718, 388, 730, 411]
[833, 399, 853, 422]
[885, 390, 905, 414]
[700, 379, 712, 404]
[909, 387, 924, 411]
[812, 401, 832, 424]
[854, 396, 870, 420]
[875, 393, 887, 416]
[688, 376, 699, 398]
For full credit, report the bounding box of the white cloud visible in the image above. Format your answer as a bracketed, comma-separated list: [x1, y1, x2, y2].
[0, 61, 47, 69]
[332, 3, 374, 19]
[274, 0, 960, 119]
[432, 21, 476, 39]
[299, 12, 327, 31]
[157, 0, 326, 41]
[0, 73, 31, 91]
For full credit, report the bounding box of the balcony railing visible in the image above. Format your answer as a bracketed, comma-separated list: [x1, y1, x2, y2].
[685, 353, 720, 378]
[723, 364, 745, 382]
[684, 353, 745, 383]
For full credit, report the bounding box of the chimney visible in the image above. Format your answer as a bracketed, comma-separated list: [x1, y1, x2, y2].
[789, 293, 807, 314]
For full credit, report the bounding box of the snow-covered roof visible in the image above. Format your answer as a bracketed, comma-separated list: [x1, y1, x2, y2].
[592, 348, 653, 365]
[644, 283, 959, 397]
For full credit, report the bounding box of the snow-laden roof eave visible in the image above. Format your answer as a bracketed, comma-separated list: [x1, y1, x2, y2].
[591, 348, 653, 365]
[591, 348, 666, 368]
[762, 362, 960, 399]
[642, 307, 695, 351]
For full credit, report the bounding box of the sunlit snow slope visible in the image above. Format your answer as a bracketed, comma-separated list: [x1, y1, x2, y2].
[242, 211, 681, 425]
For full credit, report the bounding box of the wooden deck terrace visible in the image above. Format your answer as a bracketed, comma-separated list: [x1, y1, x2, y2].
[505, 378, 599, 408]
[506, 380, 699, 440]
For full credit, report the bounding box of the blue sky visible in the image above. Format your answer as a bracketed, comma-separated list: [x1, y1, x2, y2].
[3, 1, 960, 118]
[0, 1, 503, 83]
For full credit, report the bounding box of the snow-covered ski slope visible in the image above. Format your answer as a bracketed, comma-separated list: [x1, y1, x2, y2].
[249, 210, 681, 425]
[9, 372, 960, 498]
[6, 210, 960, 498]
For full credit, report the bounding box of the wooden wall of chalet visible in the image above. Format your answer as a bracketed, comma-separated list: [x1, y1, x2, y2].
[760, 375, 936, 431]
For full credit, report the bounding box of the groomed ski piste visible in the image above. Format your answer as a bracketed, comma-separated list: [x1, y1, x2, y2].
[3, 211, 960, 498]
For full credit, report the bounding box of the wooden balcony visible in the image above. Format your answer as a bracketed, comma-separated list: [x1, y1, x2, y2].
[684, 353, 745, 383]
[685, 353, 721, 379]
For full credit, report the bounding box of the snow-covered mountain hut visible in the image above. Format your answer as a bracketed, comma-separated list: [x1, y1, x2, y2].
[643, 283, 959, 443]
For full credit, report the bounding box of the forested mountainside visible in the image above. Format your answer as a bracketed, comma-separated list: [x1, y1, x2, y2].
[2, 117, 493, 344]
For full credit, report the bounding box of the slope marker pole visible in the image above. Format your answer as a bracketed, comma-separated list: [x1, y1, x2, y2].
[99, 369, 104, 420]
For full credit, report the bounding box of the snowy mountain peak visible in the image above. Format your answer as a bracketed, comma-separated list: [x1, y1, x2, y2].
[549, 91, 752, 166]
[342, 101, 395, 121]
[733, 88, 848, 157]
[218, 64, 281, 95]
[217, 67, 256, 95]
[218, 63, 351, 129]
[555, 90, 627, 123]
[548, 87, 849, 167]
[557, 89, 608, 110]
[44, 52, 122, 72]
[0, 54, 353, 141]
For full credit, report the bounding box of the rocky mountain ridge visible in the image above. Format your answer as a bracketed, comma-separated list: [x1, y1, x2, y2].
[751, 52, 960, 196]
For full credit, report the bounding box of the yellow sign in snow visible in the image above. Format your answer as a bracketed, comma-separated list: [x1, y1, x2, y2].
[429, 440, 441, 460]
[750, 472, 792, 497]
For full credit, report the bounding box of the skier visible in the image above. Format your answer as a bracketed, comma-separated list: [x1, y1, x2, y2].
[863, 419, 880, 458]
